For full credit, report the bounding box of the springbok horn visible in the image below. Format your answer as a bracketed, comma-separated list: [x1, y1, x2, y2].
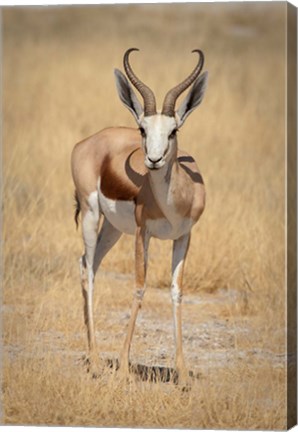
[123, 48, 157, 117]
[162, 49, 204, 117]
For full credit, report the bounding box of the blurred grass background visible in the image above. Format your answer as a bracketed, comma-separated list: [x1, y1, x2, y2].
[2, 3, 287, 428]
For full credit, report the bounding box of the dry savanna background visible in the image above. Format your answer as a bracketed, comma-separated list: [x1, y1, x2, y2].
[2, 3, 288, 429]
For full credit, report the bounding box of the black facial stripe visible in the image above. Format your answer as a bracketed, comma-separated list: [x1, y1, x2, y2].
[163, 144, 169, 156]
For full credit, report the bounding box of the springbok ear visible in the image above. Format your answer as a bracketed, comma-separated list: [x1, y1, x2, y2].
[114, 69, 143, 122]
[176, 71, 208, 127]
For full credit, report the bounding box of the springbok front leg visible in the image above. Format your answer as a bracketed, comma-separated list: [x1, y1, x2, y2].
[119, 226, 150, 374]
[171, 233, 191, 384]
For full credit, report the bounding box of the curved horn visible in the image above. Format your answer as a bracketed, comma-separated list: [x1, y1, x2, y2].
[123, 48, 157, 116]
[162, 49, 204, 117]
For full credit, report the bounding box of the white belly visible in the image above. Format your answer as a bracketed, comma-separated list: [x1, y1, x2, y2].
[98, 191, 136, 235]
[98, 178, 193, 239]
[146, 217, 193, 240]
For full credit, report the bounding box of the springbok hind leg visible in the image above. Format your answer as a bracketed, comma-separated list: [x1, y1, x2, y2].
[81, 214, 122, 374]
[81, 215, 122, 348]
[80, 197, 101, 358]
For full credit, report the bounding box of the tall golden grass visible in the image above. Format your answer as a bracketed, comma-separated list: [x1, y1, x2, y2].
[3, 3, 287, 429]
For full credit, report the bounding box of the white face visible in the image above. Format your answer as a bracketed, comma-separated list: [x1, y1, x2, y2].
[139, 114, 178, 170]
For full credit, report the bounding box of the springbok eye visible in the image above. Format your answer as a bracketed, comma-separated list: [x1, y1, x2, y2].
[169, 129, 178, 140]
[139, 127, 146, 138]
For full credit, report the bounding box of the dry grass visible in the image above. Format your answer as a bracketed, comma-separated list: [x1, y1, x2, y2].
[2, 3, 288, 429]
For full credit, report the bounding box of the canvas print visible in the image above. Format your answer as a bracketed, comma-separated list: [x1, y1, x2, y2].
[2, 2, 297, 429]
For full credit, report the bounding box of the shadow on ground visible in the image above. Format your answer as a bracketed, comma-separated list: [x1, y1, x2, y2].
[82, 356, 200, 384]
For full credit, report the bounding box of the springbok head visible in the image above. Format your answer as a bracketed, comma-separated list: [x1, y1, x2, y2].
[114, 48, 208, 170]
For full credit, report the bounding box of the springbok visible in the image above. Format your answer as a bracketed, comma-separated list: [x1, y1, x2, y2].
[71, 48, 208, 384]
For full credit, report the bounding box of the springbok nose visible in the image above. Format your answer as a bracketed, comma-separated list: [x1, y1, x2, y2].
[148, 156, 162, 164]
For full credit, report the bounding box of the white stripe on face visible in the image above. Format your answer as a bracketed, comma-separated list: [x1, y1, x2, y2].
[141, 114, 177, 169]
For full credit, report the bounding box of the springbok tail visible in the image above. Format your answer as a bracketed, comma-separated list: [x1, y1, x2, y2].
[74, 190, 81, 229]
